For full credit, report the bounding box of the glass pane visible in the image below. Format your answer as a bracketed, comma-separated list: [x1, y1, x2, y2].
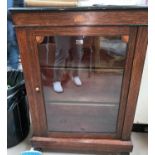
[37, 35, 129, 133]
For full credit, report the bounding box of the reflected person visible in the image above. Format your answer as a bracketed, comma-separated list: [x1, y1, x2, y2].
[53, 36, 83, 93]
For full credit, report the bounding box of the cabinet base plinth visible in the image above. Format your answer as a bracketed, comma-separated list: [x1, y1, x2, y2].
[31, 136, 132, 154]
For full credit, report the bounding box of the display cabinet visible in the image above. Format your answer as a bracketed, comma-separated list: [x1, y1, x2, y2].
[10, 6, 148, 154]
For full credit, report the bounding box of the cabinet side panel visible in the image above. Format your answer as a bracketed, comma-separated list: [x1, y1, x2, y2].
[117, 27, 138, 137]
[122, 26, 148, 140]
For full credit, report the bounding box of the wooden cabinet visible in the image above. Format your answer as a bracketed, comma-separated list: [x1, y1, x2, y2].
[11, 6, 147, 154]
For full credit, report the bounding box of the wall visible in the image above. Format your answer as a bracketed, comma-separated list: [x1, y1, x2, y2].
[134, 53, 148, 124]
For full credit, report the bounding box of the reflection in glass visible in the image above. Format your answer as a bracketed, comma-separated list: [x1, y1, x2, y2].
[37, 35, 128, 133]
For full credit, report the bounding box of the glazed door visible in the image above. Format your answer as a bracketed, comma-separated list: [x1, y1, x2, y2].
[30, 26, 137, 138]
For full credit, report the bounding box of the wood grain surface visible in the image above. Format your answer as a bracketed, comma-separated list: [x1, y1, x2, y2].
[31, 136, 132, 153]
[12, 10, 147, 27]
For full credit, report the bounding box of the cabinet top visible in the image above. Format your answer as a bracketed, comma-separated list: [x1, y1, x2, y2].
[9, 5, 147, 13]
[10, 6, 148, 27]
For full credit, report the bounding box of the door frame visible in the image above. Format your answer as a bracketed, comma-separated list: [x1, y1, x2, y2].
[16, 26, 139, 139]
